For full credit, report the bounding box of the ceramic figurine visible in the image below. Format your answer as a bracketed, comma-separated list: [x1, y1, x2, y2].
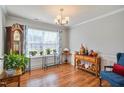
[80, 44, 85, 55]
[89, 50, 94, 56]
[85, 47, 88, 55]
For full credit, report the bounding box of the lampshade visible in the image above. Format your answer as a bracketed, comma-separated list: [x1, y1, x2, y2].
[64, 48, 69, 51]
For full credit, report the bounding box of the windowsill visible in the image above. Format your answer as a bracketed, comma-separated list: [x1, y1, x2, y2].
[28, 54, 55, 58]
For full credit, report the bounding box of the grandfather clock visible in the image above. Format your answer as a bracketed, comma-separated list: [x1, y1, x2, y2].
[6, 23, 24, 54]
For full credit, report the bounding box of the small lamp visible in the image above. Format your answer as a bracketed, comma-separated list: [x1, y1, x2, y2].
[63, 48, 69, 52]
[63, 48, 69, 54]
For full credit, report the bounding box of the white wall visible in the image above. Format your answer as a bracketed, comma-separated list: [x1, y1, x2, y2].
[0, 7, 6, 74]
[62, 29, 69, 49]
[69, 10, 124, 69]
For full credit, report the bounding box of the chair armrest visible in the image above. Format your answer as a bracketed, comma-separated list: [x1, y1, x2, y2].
[104, 66, 113, 71]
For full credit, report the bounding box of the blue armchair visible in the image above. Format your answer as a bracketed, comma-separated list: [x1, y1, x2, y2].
[99, 53, 124, 87]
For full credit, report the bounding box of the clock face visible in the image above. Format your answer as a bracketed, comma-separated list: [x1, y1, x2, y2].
[13, 30, 20, 41]
[13, 30, 21, 54]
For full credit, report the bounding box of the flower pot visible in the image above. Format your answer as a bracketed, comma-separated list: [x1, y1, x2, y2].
[15, 68, 22, 75]
[6, 69, 15, 75]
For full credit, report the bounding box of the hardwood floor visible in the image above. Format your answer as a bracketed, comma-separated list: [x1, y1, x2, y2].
[7, 64, 111, 87]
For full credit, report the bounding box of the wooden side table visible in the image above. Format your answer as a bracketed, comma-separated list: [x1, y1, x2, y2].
[62, 52, 71, 63]
[0, 71, 21, 87]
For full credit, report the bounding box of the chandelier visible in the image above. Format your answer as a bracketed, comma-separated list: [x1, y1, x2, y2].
[54, 8, 69, 25]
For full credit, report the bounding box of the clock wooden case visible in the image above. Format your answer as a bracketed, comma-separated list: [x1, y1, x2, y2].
[5, 23, 24, 54]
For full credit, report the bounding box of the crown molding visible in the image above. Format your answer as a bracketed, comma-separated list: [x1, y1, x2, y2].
[70, 8, 124, 29]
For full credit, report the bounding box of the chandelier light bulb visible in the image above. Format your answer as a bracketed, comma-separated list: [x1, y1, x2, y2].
[54, 8, 69, 25]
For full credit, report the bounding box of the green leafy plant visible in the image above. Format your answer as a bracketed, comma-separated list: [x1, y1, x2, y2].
[52, 49, 56, 54]
[53, 49, 56, 52]
[46, 48, 51, 55]
[40, 50, 43, 55]
[4, 53, 29, 70]
[29, 51, 37, 56]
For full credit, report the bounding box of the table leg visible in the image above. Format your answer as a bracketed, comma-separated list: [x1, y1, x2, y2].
[29, 58, 31, 72]
[99, 76, 102, 87]
[0, 80, 6, 87]
[74, 56, 76, 69]
[18, 76, 20, 87]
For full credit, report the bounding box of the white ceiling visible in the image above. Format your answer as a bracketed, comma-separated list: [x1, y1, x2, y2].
[6, 5, 124, 27]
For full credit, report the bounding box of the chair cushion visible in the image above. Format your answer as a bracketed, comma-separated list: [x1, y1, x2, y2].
[100, 71, 124, 85]
[113, 64, 124, 76]
[118, 57, 124, 66]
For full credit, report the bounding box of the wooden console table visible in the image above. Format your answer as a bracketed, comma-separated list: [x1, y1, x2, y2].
[74, 54, 101, 76]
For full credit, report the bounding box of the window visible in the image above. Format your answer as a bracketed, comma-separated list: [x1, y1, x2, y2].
[26, 28, 58, 56]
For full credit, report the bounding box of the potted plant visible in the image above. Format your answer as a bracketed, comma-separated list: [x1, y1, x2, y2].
[40, 50, 43, 55]
[29, 51, 37, 56]
[4, 53, 29, 74]
[52, 49, 56, 54]
[53, 49, 56, 52]
[46, 48, 51, 55]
